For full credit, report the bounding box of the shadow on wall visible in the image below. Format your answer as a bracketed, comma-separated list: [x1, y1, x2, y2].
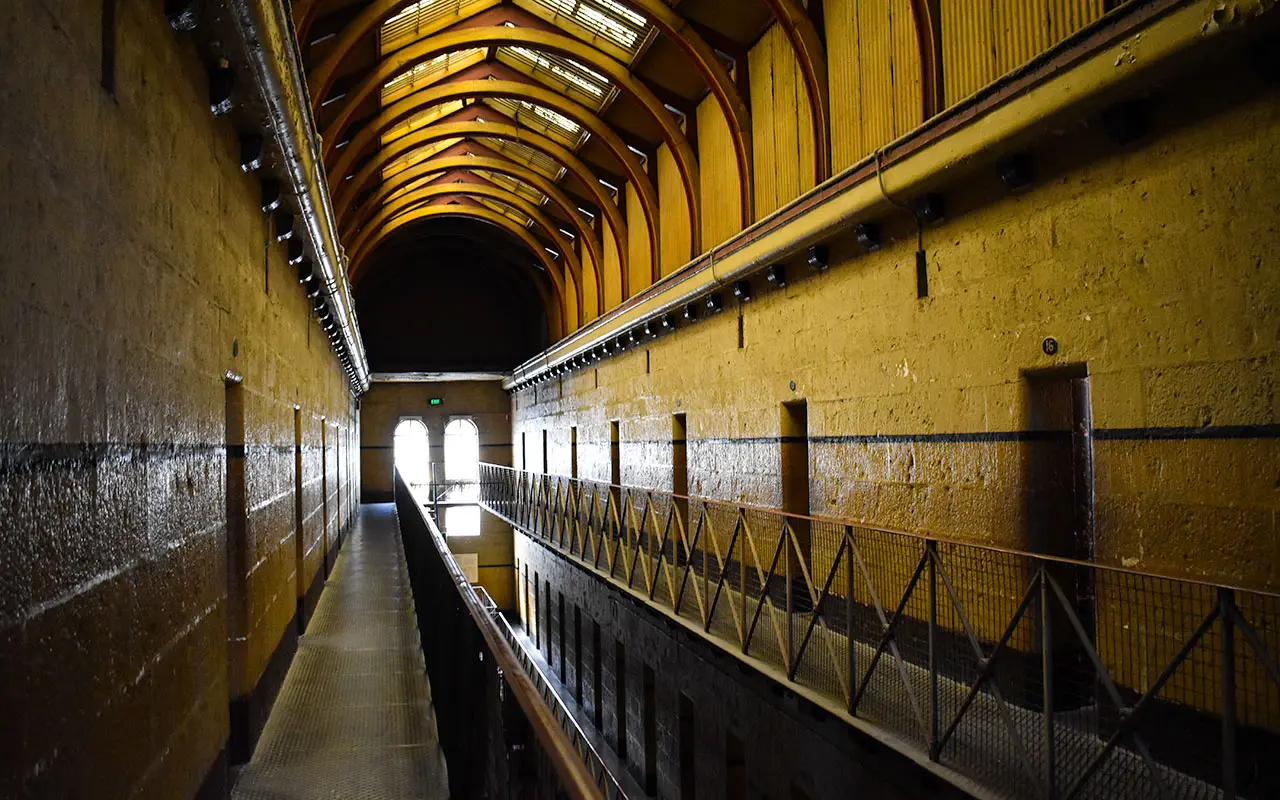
[355, 218, 549, 373]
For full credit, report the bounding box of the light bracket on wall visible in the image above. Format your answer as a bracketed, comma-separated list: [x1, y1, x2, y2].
[165, 0, 200, 31]
[765, 264, 786, 288]
[916, 194, 945, 225]
[275, 213, 296, 242]
[287, 239, 306, 266]
[705, 293, 724, 313]
[239, 134, 264, 172]
[733, 279, 752, 302]
[807, 245, 828, 271]
[209, 62, 235, 116]
[683, 303, 699, 322]
[854, 222, 881, 251]
[998, 154, 1034, 192]
[1102, 100, 1149, 145]
[261, 180, 282, 213]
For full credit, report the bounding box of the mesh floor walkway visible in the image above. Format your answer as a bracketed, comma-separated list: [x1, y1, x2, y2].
[233, 503, 450, 800]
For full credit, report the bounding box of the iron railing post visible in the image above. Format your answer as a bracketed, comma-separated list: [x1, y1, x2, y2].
[1041, 562, 1056, 800]
[786, 521, 794, 676]
[1220, 587, 1237, 800]
[846, 525, 856, 715]
[927, 539, 940, 760]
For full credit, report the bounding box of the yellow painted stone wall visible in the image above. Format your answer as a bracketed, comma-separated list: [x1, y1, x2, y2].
[512, 57, 1280, 726]
[0, 0, 359, 795]
[512, 67, 1280, 595]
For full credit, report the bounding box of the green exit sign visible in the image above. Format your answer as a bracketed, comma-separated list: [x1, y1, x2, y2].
[429, 397, 443, 406]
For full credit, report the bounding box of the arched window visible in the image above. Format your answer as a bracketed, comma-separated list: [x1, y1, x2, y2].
[394, 419, 431, 486]
[444, 418, 480, 481]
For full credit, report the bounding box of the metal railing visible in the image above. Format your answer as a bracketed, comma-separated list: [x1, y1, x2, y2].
[478, 463, 1280, 800]
[494, 612, 631, 799]
[395, 470, 604, 800]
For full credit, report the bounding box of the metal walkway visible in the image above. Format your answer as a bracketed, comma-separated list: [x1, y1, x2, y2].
[233, 503, 450, 800]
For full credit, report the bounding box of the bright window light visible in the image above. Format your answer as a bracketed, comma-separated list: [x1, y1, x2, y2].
[443, 504, 481, 537]
[444, 418, 480, 481]
[394, 419, 431, 485]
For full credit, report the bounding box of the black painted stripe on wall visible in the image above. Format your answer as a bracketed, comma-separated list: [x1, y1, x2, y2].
[1, 441, 342, 475]
[360, 443, 513, 450]
[8, 424, 1275, 475]
[533, 423, 1280, 447]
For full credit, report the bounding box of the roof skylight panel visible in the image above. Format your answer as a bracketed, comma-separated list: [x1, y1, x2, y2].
[380, 0, 496, 55]
[381, 48, 487, 105]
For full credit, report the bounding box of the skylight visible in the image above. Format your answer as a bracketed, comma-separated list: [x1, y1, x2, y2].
[381, 137, 462, 180]
[380, 99, 466, 145]
[380, 0, 495, 56]
[381, 48, 487, 105]
[478, 197, 533, 228]
[483, 97, 587, 148]
[385, 172, 444, 205]
[480, 137, 566, 181]
[528, 0, 650, 55]
[499, 46, 614, 110]
[478, 170, 547, 206]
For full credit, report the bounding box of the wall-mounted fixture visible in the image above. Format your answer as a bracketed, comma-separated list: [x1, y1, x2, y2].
[807, 245, 828, 271]
[706, 293, 724, 312]
[209, 62, 235, 116]
[733, 279, 752, 302]
[854, 222, 881, 252]
[916, 194, 945, 225]
[1102, 100, 1148, 145]
[287, 239, 306, 266]
[998, 154, 1034, 192]
[661, 313, 676, 330]
[296, 258, 313, 284]
[239, 134, 264, 172]
[765, 264, 786, 288]
[260, 179, 282, 213]
[683, 303, 699, 321]
[165, 0, 199, 31]
[304, 276, 321, 298]
[275, 213, 295, 241]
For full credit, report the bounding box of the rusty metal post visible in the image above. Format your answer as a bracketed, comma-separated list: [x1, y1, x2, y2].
[846, 525, 857, 715]
[1041, 563, 1056, 799]
[927, 539, 940, 760]
[786, 522, 794, 676]
[1220, 587, 1237, 800]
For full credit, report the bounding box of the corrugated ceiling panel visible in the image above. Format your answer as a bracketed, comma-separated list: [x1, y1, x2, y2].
[625, 182, 650, 297]
[749, 27, 778, 220]
[890, 0, 923, 138]
[579, 238, 600, 321]
[379, 0, 499, 56]
[601, 210, 623, 309]
[695, 94, 740, 254]
[748, 24, 814, 219]
[943, 0, 1106, 107]
[827, 0, 864, 172]
[860, 0, 894, 153]
[657, 143, 690, 278]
